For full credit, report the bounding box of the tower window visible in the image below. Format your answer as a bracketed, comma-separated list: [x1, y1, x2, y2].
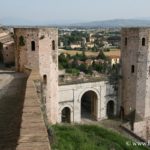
[142, 38, 145, 46]
[43, 74, 47, 84]
[31, 41, 35, 51]
[131, 65, 135, 73]
[52, 40, 55, 50]
[125, 37, 127, 46]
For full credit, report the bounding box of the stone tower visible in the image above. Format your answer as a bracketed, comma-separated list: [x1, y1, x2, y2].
[121, 28, 150, 119]
[14, 28, 59, 124]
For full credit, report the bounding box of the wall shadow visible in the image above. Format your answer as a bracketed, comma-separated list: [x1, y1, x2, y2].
[0, 72, 27, 150]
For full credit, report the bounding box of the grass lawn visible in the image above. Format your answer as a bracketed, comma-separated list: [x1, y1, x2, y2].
[50, 124, 149, 150]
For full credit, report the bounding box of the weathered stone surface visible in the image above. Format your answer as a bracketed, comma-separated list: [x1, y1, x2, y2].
[0, 71, 50, 150]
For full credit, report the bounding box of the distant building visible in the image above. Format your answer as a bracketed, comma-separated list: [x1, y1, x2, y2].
[86, 42, 94, 48]
[0, 29, 14, 65]
[2, 41, 14, 65]
[85, 59, 93, 66]
[60, 41, 64, 48]
[103, 41, 112, 49]
[70, 43, 81, 49]
[88, 33, 95, 42]
[108, 55, 120, 66]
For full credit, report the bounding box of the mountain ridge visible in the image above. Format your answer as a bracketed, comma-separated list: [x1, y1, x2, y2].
[1, 17, 150, 27]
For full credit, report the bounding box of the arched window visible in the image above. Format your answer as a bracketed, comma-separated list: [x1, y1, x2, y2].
[61, 107, 71, 123]
[43, 74, 47, 84]
[107, 101, 114, 118]
[125, 37, 127, 46]
[52, 40, 55, 50]
[31, 41, 35, 51]
[142, 38, 145, 46]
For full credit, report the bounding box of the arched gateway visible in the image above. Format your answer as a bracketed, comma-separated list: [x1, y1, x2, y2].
[81, 90, 98, 120]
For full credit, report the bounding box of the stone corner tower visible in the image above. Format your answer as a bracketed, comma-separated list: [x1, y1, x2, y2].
[14, 27, 59, 124]
[121, 27, 150, 120]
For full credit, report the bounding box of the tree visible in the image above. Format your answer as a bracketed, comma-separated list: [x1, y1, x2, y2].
[79, 64, 87, 72]
[97, 50, 107, 60]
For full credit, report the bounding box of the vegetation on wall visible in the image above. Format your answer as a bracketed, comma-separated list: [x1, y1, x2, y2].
[19, 36, 25, 46]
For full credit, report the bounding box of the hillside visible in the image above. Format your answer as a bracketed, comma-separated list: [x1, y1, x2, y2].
[72, 19, 150, 28]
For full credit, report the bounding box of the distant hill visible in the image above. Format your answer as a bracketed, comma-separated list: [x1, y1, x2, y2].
[1, 17, 150, 28]
[71, 19, 150, 28]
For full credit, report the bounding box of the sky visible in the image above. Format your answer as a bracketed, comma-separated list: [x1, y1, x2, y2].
[0, 0, 150, 24]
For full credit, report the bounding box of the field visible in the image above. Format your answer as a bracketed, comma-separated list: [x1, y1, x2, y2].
[59, 49, 121, 57]
[50, 124, 149, 150]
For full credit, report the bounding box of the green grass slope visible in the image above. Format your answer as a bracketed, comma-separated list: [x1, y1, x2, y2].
[50, 124, 149, 150]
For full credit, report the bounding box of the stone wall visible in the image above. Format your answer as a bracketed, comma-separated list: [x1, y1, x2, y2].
[16, 70, 50, 150]
[134, 119, 150, 141]
[58, 81, 117, 123]
[2, 41, 14, 64]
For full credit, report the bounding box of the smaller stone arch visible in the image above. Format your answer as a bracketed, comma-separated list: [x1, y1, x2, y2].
[59, 105, 73, 123]
[106, 100, 115, 118]
[61, 107, 71, 123]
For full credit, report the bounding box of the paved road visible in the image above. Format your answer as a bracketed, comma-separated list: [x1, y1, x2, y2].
[0, 70, 27, 150]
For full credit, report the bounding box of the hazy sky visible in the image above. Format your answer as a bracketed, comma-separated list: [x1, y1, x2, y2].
[0, 0, 150, 23]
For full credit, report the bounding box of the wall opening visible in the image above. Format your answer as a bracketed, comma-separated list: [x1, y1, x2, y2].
[0, 42, 3, 63]
[52, 40, 55, 50]
[61, 107, 71, 123]
[119, 106, 124, 120]
[81, 90, 97, 120]
[131, 65, 135, 73]
[142, 38, 145, 46]
[31, 41, 35, 51]
[43, 74, 47, 84]
[107, 101, 114, 118]
[125, 37, 127, 46]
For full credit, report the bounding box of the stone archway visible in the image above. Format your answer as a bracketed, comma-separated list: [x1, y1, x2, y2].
[81, 90, 98, 120]
[61, 107, 71, 123]
[107, 101, 114, 118]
